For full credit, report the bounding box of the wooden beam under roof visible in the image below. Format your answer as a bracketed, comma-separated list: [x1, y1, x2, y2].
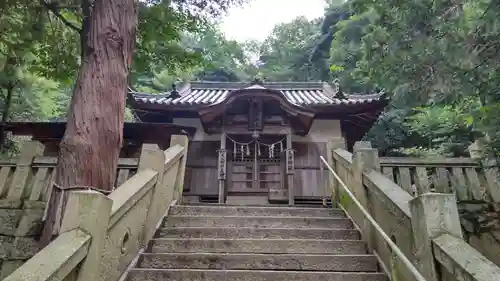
[1, 121, 197, 143]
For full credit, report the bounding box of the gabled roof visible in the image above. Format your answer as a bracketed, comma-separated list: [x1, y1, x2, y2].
[129, 81, 386, 108]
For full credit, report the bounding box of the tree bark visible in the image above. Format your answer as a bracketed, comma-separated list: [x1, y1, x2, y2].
[40, 0, 137, 245]
[0, 84, 15, 151]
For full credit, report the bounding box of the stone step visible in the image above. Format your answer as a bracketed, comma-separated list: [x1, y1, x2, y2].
[163, 216, 353, 229]
[156, 227, 360, 240]
[183, 203, 329, 208]
[127, 269, 388, 281]
[149, 238, 367, 254]
[139, 253, 378, 272]
[170, 205, 344, 217]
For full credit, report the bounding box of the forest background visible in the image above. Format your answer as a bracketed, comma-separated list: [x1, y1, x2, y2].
[1, 0, 499, 159]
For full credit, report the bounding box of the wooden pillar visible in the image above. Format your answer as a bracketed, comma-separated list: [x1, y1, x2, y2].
[218, 134, 227, 203]
[253, 142, 259, 190]
[286, 134, 294, 206]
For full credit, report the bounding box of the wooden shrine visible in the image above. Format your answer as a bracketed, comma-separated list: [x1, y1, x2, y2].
[1, 121, 196, 157]
[128, 80, 388, 204]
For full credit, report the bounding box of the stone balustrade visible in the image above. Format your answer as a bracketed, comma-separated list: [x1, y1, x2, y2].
[329, 140, 500, 281]
[1, 135, 188, 281]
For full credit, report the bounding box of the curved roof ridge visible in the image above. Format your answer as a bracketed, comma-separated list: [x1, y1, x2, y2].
[189, 80, 325, 90]
[128, 81, 388, 108]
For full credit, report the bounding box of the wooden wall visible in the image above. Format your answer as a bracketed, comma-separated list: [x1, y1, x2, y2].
[184, 140, 331, 200]
[293, 141, 328, 198]
[184, 141, 219, 196]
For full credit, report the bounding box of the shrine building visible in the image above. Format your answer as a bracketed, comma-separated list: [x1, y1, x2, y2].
[128, 80, 388, 204]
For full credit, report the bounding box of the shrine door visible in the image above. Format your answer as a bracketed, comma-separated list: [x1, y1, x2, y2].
[227, 135, 285, 195]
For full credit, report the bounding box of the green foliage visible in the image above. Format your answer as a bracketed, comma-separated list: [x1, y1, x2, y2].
[129, 0, 500, 159]
[183, 26, 256, 81]
[0, 0, 246, 156]
[5, 0, 499, 161]
[328, 10, 375, 92]
[403, 103, 477, 156]
[258, 16, 324, 81]
[310, 0, 500, 157]
[363, 108, 411, 156]
[134, 25, 256, 92]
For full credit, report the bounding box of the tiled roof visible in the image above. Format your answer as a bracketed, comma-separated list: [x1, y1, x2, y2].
[129, 81, 385, 107]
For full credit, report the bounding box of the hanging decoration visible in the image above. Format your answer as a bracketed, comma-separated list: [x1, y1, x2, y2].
[226, 134, 285, 159]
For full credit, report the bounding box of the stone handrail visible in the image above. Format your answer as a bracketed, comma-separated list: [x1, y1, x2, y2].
[0, 157, 139, 167]
[380, 157, 478, 167]
[379, 155, 500, 202]
[433, 234, 500, 281]
[3, 135, 189, 281]
[332, 148, 353, 170]
[0, 143, 139, 204]
[3, 229, 91, 281]
[0, 141, 141, 278]
[329, 142, 500, 281]
[320, 155, 426, 281]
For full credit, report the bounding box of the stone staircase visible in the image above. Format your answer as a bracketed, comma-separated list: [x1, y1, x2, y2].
[126, 204, 388, 281]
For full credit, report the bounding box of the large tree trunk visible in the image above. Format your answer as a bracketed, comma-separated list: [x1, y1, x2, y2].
[40, 0, 137, 245]
[0, 84, 15, 151]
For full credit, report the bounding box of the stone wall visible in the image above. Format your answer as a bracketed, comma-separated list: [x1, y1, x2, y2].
[458, 201, 500, 267]
[0, 141, 140, 279]
[0, 142, 45, 279]
[0, 200, 45, 279]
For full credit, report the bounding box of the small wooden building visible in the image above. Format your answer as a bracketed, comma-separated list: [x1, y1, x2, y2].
[129, 80, 388, 204]
[2, 121, 196, 157]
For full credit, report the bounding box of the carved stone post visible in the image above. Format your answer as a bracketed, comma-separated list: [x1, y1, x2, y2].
[218, 134, 227, 203]
[138, 143, 166, 246]
[60, 190, 112, 281]
[286, 134, 295, 206]
[352, 142, 379, 251]
[7, 141, 45, 202]
[409, 193, 463, 281]
[468, 140, 500, 202]
[326, 137, 346, 207]
[170, 135, 189, 202]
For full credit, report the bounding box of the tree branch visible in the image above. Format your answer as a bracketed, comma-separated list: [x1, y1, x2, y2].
[40, 0, 82, 33]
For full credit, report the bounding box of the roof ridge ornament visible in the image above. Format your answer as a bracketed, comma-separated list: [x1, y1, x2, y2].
[333, 79, 346, 100]
[251, 77, 264, 86]
[169, 83, 181, 99]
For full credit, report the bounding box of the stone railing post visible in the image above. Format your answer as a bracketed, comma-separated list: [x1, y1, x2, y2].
[137, 144, 166, 246]
[326, 137, 346, 206]
[468, 141, 500, 202]
[170, 135, 189, 202]
[352, 141, 380, 251]
[409, 193, 463, 281]
[6, 141, 45, 203]
[59, 190, 112, 281]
